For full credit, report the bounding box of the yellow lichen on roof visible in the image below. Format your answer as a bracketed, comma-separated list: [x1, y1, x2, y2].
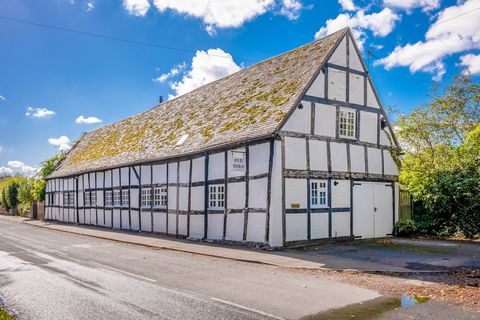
[49, 28, 347, 178]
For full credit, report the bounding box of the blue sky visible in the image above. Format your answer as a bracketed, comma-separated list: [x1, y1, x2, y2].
[1, 0, 479, 175]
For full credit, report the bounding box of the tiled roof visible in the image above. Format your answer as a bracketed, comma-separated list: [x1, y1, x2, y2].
[49, 28, 347, 178]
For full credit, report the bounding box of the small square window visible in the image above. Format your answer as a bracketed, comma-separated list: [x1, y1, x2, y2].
[310, 180, 328, 208]
[339, 109, 356, 139]
[113, 190, 121, 207]
[209, 184, 225, 209]
[141, 188, 152, 207]
[122, 189, 129, 207]
[154, 187, 167, 207]
[84, 191, 91, 207]
[91, 191, 97, 207]
[105, 190, 113, 207]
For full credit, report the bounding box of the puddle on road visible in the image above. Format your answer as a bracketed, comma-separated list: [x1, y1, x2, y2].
[301, 294, 430, 320]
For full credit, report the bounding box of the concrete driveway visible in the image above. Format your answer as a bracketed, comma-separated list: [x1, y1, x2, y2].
[284, 238, 480, 272]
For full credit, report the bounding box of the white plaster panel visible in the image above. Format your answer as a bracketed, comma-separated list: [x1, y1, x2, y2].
[281, 103, 311, 134]
[366, 80, 380, 108]
[249, 142, 270, 176]
[285, 178, 307, 209]
[90, 210, 96, 225]
[192, 157, 205, 182]
[140, 211, 152, 232]
[189, 215, 204, 239]
[269, 141, 283, 247]
[330, 142, 348, 172]
[349, 38, 365, 71]
[153, 164, 167, 184]
[112, 210, 121, 229]
[168, 214, 176, 234]
[112, 169, 120, 187]
[284, 137, 307, 170]
[70, 209, 76, 223]
[122, 211, 130, 230]
[314, 104, 336, 137]
[84, 210, 91, 224]
[310, 140, 328, 171]
[130, 167, 140, 186]
[130, 211, 140, 231]
[96, 190, 103, 207]
[311, 213, 329, 239]
[121, 167, 129, 185]
[380, 128, 393, 147]
[306, 71, 325, 97]
[246, 211, 265, 242]
[179, 161, 190, 183]
[328, 36, 347, 66]
[208, 152, 225, 180]
[104, 210, 112, 228]
[286, 214, 307, 241]
[178, 215, 187, 235]
[168, 162, 178, 183]
[130, 189, 139, 208]
[208, 215, 224, 240]
[97, 172, 104, 188]
[88, 173, 95, 187]
[249, 178, 267, 209]
[227, 148, 246, 178]
[367, 147, 382, 174]
[178, 187, 189, 211]
[328, 69, 346, 102]
[97, 211, 105, 227]
[383, 150, 399, 176]
[168, 186, 177, 210]
[360, 111, 378, 144]
[332, 211, 350, 237]
[153, 212, 167, 233]
[225, 213, 244, 241]
[227, 182, 245, 209]
[190, 186, 204, 211]
[78, 210, 84, 224]
[349, 73, 364, 105]
[332, 180, 350, 208]
[350, 145, 366, 173]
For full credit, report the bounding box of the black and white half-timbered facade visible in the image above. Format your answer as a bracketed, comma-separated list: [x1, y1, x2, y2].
[45, 28, 400, 247]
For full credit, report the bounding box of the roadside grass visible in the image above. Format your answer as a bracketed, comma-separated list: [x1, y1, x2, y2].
[0, 307, 13, 320]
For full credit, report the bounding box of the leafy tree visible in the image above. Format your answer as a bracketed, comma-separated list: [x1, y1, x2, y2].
[17, 177, 34, 204]
[4, 180, 19, 210]
[33, 179, 46, 201]
[38, 154, 64, 179]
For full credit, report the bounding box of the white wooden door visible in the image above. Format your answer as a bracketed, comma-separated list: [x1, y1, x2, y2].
[353, 182, 393, 238]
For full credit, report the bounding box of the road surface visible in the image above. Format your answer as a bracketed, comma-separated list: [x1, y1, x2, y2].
[0, 219, 378, 320]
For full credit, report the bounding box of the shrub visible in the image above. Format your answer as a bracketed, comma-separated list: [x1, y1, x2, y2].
[396, 219, 417, 236]
[4, 181, 19, 210]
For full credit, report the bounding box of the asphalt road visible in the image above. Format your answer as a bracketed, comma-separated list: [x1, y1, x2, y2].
[0, 219, 379, 320]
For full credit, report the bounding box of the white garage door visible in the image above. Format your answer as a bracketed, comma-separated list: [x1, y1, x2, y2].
[353, 182, 394, 238]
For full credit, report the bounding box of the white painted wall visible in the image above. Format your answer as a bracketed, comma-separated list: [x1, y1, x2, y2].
[281, 102, 311, 134]
[314, 104, 336, 137]
[284, 137, 306, 170]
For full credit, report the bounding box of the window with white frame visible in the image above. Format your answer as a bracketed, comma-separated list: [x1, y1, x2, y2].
[84, 191, 91, 207]
[209, 184, 225, 209]
[63, 192, 68, 206]
[154, 187, 167, 207]
[113, 189, 121, 207]
[339, 109, 356, 138]
[91, 191, 97, 207]
[310, 180, 327, 208]
[122, 189, 129, 207]
[141, 189, 152, 207]
[105, 190, 113, 207]
[68, 192, 75, 206]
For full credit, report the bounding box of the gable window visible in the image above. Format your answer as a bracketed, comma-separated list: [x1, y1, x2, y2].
[209, 184, 225, 209]
[339, 109, 356, 139]
[113, 189, 121, 207]
[122, 189, 129, 207]
[310, 180, 327, 208]
[91, 191, 97, 207]
[84, 191, 91, 207]
[141, 188, 152, 207]
[154, 187, 167, 207]
[105, 190, 113, 207]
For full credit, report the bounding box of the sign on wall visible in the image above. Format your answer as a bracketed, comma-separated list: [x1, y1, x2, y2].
[231, 151, 246, 172]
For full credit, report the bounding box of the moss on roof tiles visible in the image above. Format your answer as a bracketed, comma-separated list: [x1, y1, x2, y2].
[49, 28, 347, 178]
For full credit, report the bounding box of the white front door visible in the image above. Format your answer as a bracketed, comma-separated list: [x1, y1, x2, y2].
[353, 182, 394, 238]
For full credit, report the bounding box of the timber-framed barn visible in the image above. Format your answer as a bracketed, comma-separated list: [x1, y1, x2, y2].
[45, 28, 400, 247]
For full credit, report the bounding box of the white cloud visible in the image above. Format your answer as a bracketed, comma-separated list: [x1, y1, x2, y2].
[7, 160, 24, 168]
[86, 1, 94, 11]
[25, 107, 56, 118]
[459, 53, 480, 74]
[314, 8, 400, 50]
[48, 136, 72, 152]
[153, 63, 187, 83]
[75, 115, 103, 124]
[0, 145, 3, 154]
[170, 48, 242, 97]
[0, 167, 13, 176]
[339, 0, 356, 11]
[0, 95, 5, 101]
[123, 0, 151, 16]
[152, 0, 275, 34]
[383, 0, 440, 13]
[376, 0, 480, 80]
[279, 0, 303, 20]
